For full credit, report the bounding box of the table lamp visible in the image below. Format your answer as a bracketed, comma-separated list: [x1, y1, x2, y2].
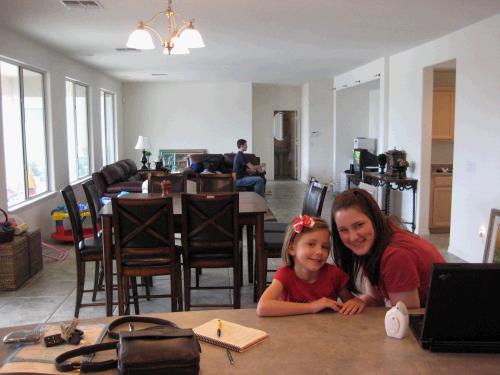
[134, 136, 151, 170]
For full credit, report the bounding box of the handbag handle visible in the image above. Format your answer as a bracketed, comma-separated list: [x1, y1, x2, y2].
[55, 316, 178, 373]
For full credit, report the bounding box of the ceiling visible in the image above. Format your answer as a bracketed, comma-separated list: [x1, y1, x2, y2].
[0, 0, 499, 84]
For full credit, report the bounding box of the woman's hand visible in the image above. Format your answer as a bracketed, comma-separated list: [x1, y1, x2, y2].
[308, 297, 342, 313]
[339, 297, 366, 315]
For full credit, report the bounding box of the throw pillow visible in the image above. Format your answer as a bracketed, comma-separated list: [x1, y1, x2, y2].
[190, 162, 203, 173]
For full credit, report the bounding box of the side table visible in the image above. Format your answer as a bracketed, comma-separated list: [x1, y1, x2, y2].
[346, 172, 418, 232]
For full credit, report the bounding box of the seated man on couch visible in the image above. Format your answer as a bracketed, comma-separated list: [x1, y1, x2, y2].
[233, 139, 266, 198]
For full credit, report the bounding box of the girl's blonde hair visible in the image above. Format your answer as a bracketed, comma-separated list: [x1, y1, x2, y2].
[281, 216, 331, 267]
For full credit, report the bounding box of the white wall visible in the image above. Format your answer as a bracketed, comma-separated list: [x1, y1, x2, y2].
[301, 84, 310, 183]
[252, 84, 301, 180]
[0, 27, 123, 238]
[307, 80, 334, 183]
[387, 13, 500, 261]
[123, 82, 252, 161]
[333, 80, 380, 185]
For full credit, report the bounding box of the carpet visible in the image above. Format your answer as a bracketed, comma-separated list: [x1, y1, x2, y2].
[42, 241, 70, 262]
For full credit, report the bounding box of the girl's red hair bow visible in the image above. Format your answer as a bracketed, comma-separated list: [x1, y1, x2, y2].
[292, 215, 315, 234]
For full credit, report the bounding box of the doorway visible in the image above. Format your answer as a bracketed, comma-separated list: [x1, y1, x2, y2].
[273, 111, 298, 180]
[428, 60, 456, 244]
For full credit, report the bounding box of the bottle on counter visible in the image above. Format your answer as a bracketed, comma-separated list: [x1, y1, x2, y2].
[161, 180, 171, 196]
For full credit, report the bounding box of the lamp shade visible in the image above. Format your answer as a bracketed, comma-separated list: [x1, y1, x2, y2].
[134, 136, 151, 150]
[164, 42, 190, 55]
[179, 26, 205, 48]
[126, 28, 155, 50]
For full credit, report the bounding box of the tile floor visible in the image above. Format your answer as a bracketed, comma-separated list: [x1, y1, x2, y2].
[0, 180, 461, 328]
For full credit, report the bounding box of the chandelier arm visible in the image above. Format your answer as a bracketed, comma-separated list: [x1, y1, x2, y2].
[143, 9, 168, 25]
[143, 25, 164, 44]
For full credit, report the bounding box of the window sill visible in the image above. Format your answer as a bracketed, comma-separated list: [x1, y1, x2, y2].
[8, 191, 58, 212]
[70, 176, 92, 186]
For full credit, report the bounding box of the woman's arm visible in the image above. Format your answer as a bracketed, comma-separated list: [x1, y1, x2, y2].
[358, 278, 385, 306]
[256, 279, 341, 317]
[337, 287, 366, 315]
[388, 289, 420, 309]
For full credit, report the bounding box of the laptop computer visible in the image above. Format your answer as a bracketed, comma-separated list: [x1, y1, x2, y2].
[409, 262, 500, 352]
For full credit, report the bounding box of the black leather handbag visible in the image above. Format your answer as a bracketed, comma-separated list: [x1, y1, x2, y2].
[55, 316, 201, 374]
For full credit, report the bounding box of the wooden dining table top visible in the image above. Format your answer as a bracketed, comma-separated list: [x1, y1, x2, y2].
[99, 192, 269, 217]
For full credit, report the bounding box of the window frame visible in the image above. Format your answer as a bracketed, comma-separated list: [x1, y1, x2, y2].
[100, 89, 117, 165]
[0, 59, 50, 208]
[65, 78, 91, 182]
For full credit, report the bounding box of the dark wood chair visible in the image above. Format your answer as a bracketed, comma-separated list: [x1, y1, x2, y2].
[256, 181, 328, 300]
[148, 173, 187, 193]
[82, 180, 104, 302]
[112, 196, 182, 315]
[181, 193, 240, 310]
[61, 185, 107, 317]
[196, 173, 236, 193]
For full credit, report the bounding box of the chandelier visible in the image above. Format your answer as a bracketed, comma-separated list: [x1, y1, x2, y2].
[126, 0, 205, 55]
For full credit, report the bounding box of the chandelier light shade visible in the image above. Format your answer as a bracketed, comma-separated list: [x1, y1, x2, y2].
[126, 0, 205, 55]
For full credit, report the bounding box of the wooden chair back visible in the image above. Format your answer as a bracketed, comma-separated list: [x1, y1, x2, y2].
[302, 181, 328, 217]
[148, 173, 187, 193]
[82, 179, 102, 238]
[61, 185, 84, 245]
[196, 173, 236, 193]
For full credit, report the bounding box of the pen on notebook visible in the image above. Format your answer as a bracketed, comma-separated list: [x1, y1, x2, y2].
[226, 349, 234, 365]
[217, 319, 222, 337]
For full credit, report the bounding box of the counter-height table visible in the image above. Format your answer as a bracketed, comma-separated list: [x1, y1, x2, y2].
[99, 192, 269, 316]
[1, 308, 499, 374]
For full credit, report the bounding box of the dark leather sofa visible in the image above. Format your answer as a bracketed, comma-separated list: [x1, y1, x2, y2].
[92, 159, 144, 198]
[184, 153, 262, 178]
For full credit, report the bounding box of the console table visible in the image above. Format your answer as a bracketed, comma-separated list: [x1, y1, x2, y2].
[346, 172, 418, 232]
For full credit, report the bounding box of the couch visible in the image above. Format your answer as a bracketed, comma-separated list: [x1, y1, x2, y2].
[184, 153, 263, 177]
[92, 159, 144, 198]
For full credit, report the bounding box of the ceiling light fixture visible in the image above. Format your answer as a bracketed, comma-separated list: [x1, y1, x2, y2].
[126, 0, 204, 55]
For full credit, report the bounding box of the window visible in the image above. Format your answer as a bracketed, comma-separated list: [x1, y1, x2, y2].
[100, 90, 116, 164]
[1, 61, 49, 207]
[66, 80, 90, 181]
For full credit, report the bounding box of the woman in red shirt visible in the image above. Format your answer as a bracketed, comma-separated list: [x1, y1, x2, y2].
[331, 188, 445, 308]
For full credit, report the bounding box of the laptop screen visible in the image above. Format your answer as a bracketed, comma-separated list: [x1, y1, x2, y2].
[422, 263, 500, 343]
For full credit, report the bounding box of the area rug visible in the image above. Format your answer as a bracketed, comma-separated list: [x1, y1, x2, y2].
[42, 241, 70, 262]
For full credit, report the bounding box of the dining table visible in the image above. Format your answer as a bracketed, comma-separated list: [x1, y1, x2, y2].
[99, 192, 269, 316]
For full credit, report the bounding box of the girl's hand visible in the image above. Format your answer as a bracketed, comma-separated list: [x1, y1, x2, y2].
[339, 297, 366, 315]
[309, 297, 342, 313]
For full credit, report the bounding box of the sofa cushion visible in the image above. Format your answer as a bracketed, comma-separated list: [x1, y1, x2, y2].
[203, 159, 220, 173]
[101, 163, 126, 185]
[123, 159, 138, 176]
[115, 160, 130, 176]
[224, 153, 260, 167]
[189, 153, 223, 165]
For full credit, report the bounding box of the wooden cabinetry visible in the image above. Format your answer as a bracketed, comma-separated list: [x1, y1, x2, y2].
[432, 87, 455, 140]
[429, 175, 452, 232]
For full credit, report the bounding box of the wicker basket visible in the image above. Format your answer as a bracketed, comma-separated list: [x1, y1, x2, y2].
[0, 235, 30, 290]
[0, 208, 15, 244]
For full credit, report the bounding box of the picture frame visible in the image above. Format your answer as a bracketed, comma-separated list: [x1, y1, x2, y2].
[158, 149, 206, 172]
[483, 208, 500, 263]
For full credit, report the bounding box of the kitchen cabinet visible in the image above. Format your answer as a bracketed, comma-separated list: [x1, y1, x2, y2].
[432, 87, 455, 140]
[429, 175, 452, 232]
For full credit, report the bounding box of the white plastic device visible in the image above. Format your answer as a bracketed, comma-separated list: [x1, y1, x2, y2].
[384, 301, 409, 339]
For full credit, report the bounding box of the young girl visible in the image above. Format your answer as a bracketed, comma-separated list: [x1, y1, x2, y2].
[256, 215, 365, 317]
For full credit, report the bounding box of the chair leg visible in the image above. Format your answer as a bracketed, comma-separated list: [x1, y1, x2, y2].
[117, 268, 125, 316]
[247, 225, 254, 283]
[97, 262, 104, 291]
[234, 260, 241, 309]
[143, 277, 151, 301]
[184, 265, 191, 311]
[195, 268, 201, 288]
[131, 277, 140, 315]
[91, 261, 100, 301]
[74, 260, 85, 318]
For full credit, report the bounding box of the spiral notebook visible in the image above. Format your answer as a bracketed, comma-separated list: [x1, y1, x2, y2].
[193, 319, 268, 352]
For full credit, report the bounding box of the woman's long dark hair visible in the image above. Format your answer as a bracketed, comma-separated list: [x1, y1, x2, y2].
[331, 189, 394, 293]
